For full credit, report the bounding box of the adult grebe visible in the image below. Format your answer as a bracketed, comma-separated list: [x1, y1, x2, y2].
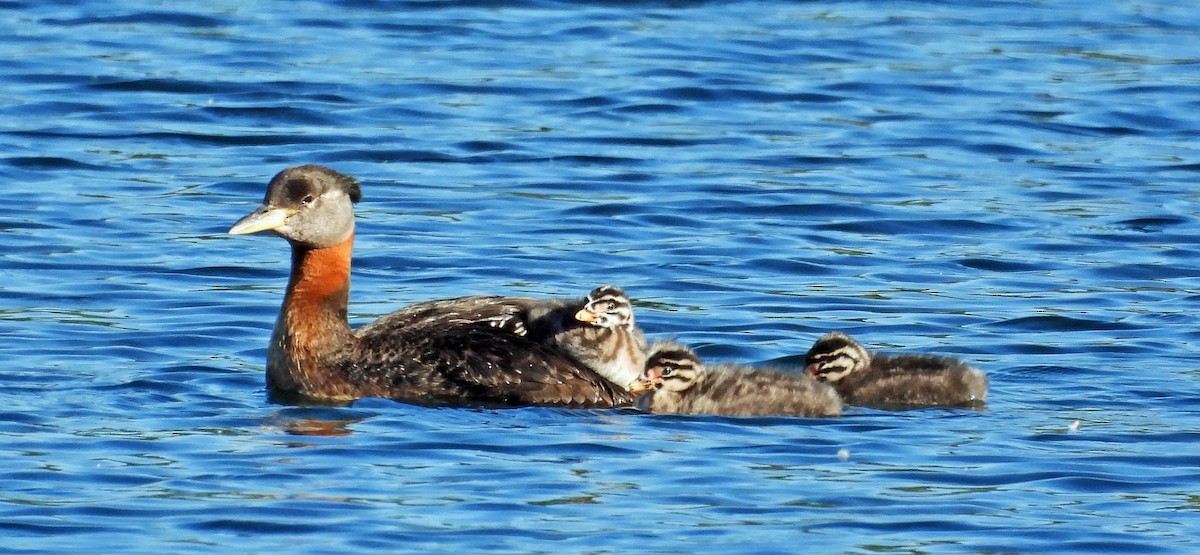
[228, 164, 631, 408]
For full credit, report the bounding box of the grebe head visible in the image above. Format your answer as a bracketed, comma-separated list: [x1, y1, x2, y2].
[805, 331, 870, 383]
[574, 285, 635, 329]
[229, 164, 361, 249]
[629, 342, 701, 394]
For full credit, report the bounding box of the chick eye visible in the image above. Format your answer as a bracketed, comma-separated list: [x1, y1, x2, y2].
[301, 195, 315, 205]
[660, 366, 675, 377]
[604, 301, 618, 311]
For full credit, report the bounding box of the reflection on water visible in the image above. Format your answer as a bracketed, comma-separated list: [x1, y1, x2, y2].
[265, 409, 367, 438]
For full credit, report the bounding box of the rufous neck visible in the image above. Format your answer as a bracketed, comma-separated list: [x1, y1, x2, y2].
[267, 234, 359, 399]
[283, 235, 355, 338]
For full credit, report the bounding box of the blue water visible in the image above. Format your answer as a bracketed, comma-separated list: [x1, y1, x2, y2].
[2, 0, 1199, 552]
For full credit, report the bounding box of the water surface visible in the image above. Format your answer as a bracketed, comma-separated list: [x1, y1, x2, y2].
[2, 1, 1199, 553]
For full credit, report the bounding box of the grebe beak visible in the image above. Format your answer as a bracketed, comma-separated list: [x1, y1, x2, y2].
[626, 377, 656, 394]
[229, 205, 293, 235]
[573, 308, 598, 323]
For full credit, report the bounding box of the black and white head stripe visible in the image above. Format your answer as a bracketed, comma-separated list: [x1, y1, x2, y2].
[580, 285, 635, 328]
[805, 332, 870, 383]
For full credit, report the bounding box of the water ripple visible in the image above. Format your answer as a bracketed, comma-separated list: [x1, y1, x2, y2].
[2, 1, 1200, 554]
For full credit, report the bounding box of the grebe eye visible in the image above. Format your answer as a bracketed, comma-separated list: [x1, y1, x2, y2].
[660, 366, 674, 377]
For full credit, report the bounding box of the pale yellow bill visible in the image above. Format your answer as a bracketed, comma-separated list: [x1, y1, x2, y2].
[228, 206, 292, 235]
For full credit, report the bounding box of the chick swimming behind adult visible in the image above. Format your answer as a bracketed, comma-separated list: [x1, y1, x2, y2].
[805, 332, 987, 408]
[631, 342, 843, 418]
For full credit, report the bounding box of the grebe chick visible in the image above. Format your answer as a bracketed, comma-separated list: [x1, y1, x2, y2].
[227, 164, 631, 408]
[629, 342, 842, 418]
[804, 332, 987, 408]
[494, 286, 648, 390]
[555, 286, 647, 390]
